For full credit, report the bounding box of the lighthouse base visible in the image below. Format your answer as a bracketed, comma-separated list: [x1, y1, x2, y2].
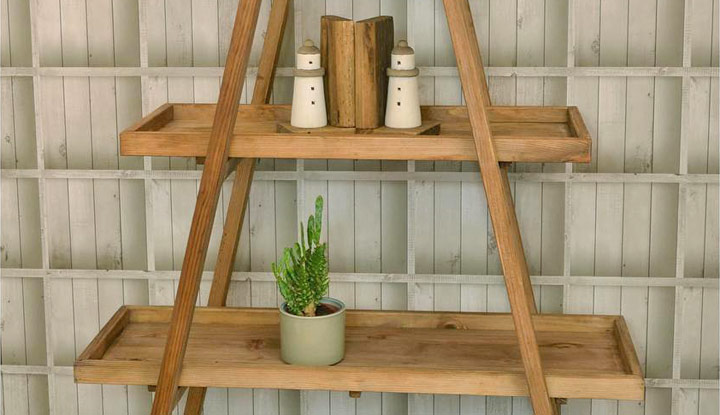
[277, 121, 440, 136]
[371, 121, 441, 136]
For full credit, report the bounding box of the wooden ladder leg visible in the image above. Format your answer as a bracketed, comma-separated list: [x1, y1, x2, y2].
[181, 1, 290, 414]
[181, 159, 255, 415]
[498, 163, 538, 312]
[149, 1, 263, 413]
[250, 0, 291, 105]
[442, 1, 557, 414]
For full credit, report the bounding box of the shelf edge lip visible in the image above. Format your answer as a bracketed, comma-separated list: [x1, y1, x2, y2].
[102, 305, 625, 325]
[119, 132, 591, 163]
[74, 360, 644, 400]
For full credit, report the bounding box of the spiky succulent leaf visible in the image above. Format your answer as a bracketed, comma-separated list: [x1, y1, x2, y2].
[271, 195, 329, 316]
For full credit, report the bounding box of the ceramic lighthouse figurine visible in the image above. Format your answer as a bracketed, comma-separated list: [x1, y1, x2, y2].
[385, 40, 421, 129]
[291, 39, 327, 128]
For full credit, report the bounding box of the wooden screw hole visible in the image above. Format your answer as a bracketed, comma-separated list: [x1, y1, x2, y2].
[441, 320, 467, 330]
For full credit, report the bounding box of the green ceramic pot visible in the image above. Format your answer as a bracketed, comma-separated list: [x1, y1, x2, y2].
[279, 297, 346, 366]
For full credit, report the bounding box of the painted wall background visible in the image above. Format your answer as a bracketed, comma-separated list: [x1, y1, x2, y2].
[1, 0, 718, 414]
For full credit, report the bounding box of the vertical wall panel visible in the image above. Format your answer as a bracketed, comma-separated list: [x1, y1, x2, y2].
[646, 0, 684, 412]
[1, 44, 46, 399]
[513, 0, 544, 335]
[407, 3, 436, 408]
[620, 2, 657, 414]
[538, 0, 566, 314]
[378, 2, 409, 410]
[685, 5, 720, 414]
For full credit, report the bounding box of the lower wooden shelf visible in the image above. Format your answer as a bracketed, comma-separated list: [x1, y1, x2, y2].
[75, 306, 644, 401]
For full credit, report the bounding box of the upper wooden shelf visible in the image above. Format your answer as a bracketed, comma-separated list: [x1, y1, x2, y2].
[75, 306, 643, 400]
[120, 104, 591, 163]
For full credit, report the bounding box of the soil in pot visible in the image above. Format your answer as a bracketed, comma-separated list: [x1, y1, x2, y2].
[314, 303, 340, 316]
[282, 302, 339, 316]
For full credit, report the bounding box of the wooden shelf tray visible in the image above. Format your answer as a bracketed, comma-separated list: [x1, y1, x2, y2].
[120, 104, 591, 163]
[75, 306, 643, 400]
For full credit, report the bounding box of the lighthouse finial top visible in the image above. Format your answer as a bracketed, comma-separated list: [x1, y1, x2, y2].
[298, 39, 320, 55]
[392, 40, 414, 55]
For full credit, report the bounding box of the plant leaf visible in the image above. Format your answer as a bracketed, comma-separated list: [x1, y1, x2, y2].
[273, 196, 329, 316]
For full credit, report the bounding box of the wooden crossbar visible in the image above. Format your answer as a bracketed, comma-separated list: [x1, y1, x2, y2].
[150, 1, 558, 414]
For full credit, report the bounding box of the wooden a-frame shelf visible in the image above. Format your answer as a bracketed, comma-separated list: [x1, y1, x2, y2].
[121, 104, 591, 163]
[72, 1, 643, 413]
[75, 306, 644, 401]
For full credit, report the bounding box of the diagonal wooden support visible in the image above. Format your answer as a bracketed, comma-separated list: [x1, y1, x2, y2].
[251, 0, 291, 105]
[182, 1, 290, 414]
[181, 159, 255, 415]
[442, 1, 556, 414]
[149, 0, 263, 413]
[224, 0, 291, 175]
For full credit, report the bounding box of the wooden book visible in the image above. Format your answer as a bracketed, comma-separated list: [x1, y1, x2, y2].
[354, 16, 394, 129]
[321, 16, 355, 127]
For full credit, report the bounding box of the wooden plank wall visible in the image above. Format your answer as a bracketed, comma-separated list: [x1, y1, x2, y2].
[0, 1, 718, 415]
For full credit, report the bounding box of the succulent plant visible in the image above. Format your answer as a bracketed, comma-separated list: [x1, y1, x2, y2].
[272, 196, 329, 316]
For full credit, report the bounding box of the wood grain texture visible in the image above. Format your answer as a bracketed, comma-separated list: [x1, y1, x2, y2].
[442, 1, 556, 414]
[614, 318, 644, 379]
[567, 106, 591, 141]
[276, 122, 357, 134]
[321, 16, 355, 127]
[120, 104, 591, 163]
[163, 104, 573, 123]
[75, 306, 130, 362]
[183, 0, 290, 412]
[132, 103, 174, 132]
[182, 159, 255, 415]
[209, 161, 256, 305]
[122, 131, 589, 163]
[354, 16, 393, 129]
[277, 120, 441, 136]
[362, 121, 441, 135]
[149, 0, 262, 413]
[250, 0, 290, 105]
[75, 306, 645, 401]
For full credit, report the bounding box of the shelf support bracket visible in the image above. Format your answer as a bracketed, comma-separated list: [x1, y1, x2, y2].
[149, 0, 263, 413]
[442, 1, 557, 414]
[181, 1, 290, 414]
